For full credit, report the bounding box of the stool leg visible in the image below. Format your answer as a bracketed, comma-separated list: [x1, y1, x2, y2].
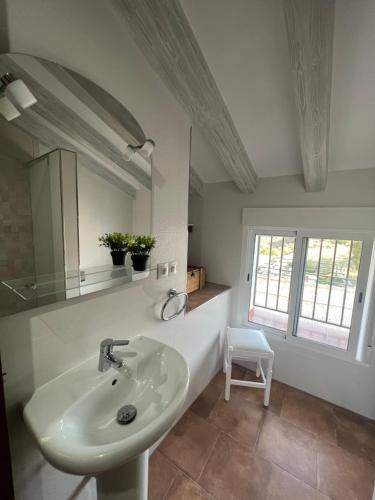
[256, 360, 261, 378]
[225, 348, 232, 401]
[264, 356, 274, 407]
[223, 335, 228, 373]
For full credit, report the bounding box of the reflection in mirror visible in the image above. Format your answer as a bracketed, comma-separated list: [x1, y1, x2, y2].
[0, 54, 152, 317]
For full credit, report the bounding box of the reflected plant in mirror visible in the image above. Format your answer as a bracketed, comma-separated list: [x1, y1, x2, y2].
[0, 53, 153, 318]
[128, 235, 156, 271]
[98, 232, 132, 266]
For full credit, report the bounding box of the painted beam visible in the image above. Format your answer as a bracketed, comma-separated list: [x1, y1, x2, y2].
[189, 165, 205, 198]
[0, 55, 151, 192]
[15, 111, 137, 198]
[113, 0, 257, 193]
[284, 0, 335, 192]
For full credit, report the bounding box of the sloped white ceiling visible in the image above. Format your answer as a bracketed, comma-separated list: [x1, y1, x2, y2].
[329, 0, 375, 172]
[182, 0, 375, 179]
[181, 0, 302, 179]
[191, 127, 231, 183]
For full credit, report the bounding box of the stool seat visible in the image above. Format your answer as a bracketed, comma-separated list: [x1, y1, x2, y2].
[224, 326, 275, 406]
[227, 327, 273, 355]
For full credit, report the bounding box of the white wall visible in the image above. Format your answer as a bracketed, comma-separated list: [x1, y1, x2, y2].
[132, 189, 151, 236]
[200, 171, 375, 419]
[187, 194, 204, 266]
[78, 164, 134, 268]
[190, 126, 230, 183]
[0, 1, 232, 499]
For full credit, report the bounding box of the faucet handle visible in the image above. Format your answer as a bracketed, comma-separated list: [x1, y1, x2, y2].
[100, 338, 129, 352]
[111, 339, 130, 347]
[98, 338, 129, 372]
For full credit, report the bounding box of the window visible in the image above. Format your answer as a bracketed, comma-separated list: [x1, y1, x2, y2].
[250, 233, 295, 332]
[246, 229, 373, 355]
[296, 238, 362, 350]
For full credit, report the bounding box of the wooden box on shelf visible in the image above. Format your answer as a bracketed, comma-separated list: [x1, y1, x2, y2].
[187, 266, 206, 294]
[199, 267, 206, 289]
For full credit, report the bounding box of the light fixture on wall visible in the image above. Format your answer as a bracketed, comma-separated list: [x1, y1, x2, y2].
[0, 73, 37, 121]
[123, 139, 155, 162]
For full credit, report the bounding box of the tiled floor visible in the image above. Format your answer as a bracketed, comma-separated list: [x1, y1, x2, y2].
[149, 365, 375, 500]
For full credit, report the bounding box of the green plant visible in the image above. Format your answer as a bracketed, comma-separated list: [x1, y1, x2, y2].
[128, 235, 156, 255]
[98, 232, 132, 252]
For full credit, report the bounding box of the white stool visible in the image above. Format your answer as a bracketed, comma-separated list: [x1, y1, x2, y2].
[223, 327, 275, 406]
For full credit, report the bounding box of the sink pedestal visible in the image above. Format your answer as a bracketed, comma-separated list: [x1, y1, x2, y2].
[96, 451, 148, 500]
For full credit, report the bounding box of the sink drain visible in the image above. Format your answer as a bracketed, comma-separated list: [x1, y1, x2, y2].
[117, 405, 137, 425]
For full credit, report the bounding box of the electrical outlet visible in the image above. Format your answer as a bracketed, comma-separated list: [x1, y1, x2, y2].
[169, 260, 177, 275]
[157, 262, 169, 279]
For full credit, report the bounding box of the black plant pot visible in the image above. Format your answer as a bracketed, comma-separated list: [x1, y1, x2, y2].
[110, 250, 126, 266]
[131, 254, 149, 271]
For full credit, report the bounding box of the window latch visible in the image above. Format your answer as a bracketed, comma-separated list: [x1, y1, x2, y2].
[358, 292, 363, 303]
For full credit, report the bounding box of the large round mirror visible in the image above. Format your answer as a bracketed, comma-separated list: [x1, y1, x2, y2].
[0, 53, 152, 317]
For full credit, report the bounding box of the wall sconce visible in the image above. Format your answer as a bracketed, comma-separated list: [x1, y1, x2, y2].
[124, 139, 155, 162]
[0, 73, 37, 121]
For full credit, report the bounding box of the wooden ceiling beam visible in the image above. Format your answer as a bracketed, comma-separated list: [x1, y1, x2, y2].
[113, 0, 258, 193]
[284, 0, 335, 192]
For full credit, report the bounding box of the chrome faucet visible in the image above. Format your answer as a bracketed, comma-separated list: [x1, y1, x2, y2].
[98, 338, 130, 372]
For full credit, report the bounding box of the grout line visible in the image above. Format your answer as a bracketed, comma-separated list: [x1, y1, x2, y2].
[270, 461, 327, 497]
[315, 443, 320, 496]
[179, 469, 217, 499]
[196, 430, 221, 483]
[254, 408, 267, 451]
[161, 472, 179, 500]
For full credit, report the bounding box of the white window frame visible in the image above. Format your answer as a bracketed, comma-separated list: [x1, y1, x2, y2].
[240, 226, 375, 362]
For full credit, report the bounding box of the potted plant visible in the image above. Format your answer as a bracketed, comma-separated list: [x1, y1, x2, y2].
[128, 235, 156, 271]
[98, 232, 132, 266]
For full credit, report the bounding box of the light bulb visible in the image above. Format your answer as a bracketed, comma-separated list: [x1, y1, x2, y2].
[124, 145, 136, 162]
[139, 139, 155, 158]
[0, 95, 21, 121]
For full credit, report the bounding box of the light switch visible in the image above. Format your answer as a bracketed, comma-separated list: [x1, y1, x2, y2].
[157, 262, 169, 279]
[169, 261, 177, 275]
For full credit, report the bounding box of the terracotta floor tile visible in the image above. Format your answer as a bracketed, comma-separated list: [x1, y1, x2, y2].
[159, 411, 220, 480]
[281, 389, 336, 443]
[332, 405, 375, 465]
[190, 364, 246, 420]
[257, 413, 318, 487]
[266, 466, 330, 500]
[148, 450, 179, 500]
[226, 363, 248, 381]
[190, 371, 225, 419]
[231, 370, 285, 416]
[199, 432, 273, 500]
[208, 392, 264, 447]
[166, 473, 213, 499]
[317, 440, 375, 500]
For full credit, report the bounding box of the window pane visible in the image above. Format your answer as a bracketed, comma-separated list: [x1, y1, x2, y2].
[249, 234, 295, 332]
[296, 238, 363, 350]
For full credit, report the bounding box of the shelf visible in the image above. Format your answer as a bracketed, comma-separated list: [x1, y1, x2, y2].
[186, 282, 231, 313]
[1, 265, 150, 301]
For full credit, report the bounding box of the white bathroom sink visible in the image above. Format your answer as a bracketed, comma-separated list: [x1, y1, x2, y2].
[24, 335, 189, 477]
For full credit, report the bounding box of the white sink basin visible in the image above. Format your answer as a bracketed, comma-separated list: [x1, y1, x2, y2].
[24, 335, 189, 498]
